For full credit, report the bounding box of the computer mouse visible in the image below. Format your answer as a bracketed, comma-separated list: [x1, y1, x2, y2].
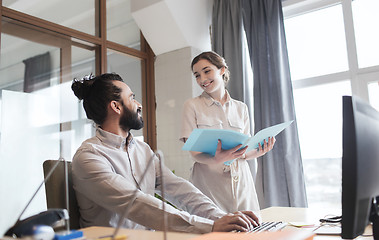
[31, 225, 55, 240]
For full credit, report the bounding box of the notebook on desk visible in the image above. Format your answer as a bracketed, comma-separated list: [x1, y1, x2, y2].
[312, 224, 341, 235]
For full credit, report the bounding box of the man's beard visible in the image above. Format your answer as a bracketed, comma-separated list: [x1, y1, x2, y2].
[119, 104, 144, 131]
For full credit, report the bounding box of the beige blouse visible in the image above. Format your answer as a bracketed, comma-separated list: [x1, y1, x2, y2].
[181, 91, 260, 213]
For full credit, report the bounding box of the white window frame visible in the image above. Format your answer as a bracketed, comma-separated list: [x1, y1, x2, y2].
[283, 0, 379, 102]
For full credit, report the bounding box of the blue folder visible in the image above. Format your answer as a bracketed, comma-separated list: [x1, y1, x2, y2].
[182, 120, 294, 165]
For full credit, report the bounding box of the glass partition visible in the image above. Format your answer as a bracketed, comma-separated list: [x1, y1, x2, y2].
[0, 17, 96, 234]
[107, 0, 140, 49]
[0, 1, 153, 235]
[107, 49, 143, 139]
[0, 31, 61, 229]
[3, 0, 96, 35]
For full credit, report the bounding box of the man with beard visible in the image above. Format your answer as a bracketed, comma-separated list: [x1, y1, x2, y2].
[71, 73, 259, 234]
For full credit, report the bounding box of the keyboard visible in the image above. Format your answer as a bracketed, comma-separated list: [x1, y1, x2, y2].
[249, 221, 287, 232]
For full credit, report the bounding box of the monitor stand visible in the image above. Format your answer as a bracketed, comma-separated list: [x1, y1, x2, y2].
[370, 197, 379, 239]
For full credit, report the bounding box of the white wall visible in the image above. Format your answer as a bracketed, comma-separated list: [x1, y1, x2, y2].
[155, 47, 203, 179]
[131, 0, 213, 55]
[131, 0, 213, 179]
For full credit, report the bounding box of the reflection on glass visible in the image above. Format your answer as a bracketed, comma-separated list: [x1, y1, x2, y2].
[352, 0, 379, 68]
[3, 0, 96, 35]
[59, 81, 95, 161]
[368, 81, 379, 111]
[0, 25, 97, 234]
[107, 0, 140, 49]
[71, 45, 97, 78]
[293, 81, 351, 209]
[0, 33, 61, 233]
[285, 4, 348, 80]
[107, 50, 143, 138]
[64, 45, 96, 162]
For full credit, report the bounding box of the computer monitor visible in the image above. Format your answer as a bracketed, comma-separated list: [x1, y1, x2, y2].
[342, 95, 379, 239]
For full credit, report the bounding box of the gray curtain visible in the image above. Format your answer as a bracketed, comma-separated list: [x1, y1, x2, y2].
[212, 0, 250, 104]
[212, 0, 307, 208]
[212, 0, 257, 178]
[23, 52, 51, 93]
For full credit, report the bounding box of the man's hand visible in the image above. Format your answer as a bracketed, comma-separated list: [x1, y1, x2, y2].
[212, 211, 260, 232]
[214, 140, 248, 164]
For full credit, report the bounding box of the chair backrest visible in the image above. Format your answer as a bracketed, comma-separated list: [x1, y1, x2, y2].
[43, 160, 81, 230]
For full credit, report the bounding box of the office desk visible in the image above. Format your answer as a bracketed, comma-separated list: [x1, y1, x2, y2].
[260, 207, 373, 239]
[80, 207, 373, 240]
[80, 226, 199, 240]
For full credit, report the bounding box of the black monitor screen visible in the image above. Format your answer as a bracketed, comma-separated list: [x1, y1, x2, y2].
[342, 95, 379, 239]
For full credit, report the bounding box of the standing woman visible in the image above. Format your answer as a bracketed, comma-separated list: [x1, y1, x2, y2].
[180, 51, 275, 213]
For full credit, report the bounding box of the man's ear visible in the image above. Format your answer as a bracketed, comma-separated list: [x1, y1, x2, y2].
[110, 100, 121, 114]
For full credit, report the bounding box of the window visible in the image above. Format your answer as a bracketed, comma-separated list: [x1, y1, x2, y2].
[352, 0, 379, 68]
[285, 4, 348, 80]
[368, 81, 379, 111]
[293, 81, 350, 209]
[283, 0, 379, 209]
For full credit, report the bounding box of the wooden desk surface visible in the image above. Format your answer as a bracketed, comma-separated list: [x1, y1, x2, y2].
[260, 207, 373, 240]
[80, 226, 199, 240]
[260, 206, 341, 223]
[80, 207, 373, 240]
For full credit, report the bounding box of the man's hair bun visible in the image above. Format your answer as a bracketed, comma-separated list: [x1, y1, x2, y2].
[71, 74, 95, 100]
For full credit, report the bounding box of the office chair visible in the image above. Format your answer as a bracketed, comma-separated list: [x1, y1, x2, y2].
[43, 160, 81, 230]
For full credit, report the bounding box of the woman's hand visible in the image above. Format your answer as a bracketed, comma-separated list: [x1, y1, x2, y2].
[246, 137, 276, 159]
[214, 140, 247, 164]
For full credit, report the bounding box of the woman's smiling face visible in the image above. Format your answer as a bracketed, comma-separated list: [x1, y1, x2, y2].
[192, 59, 225, 94]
